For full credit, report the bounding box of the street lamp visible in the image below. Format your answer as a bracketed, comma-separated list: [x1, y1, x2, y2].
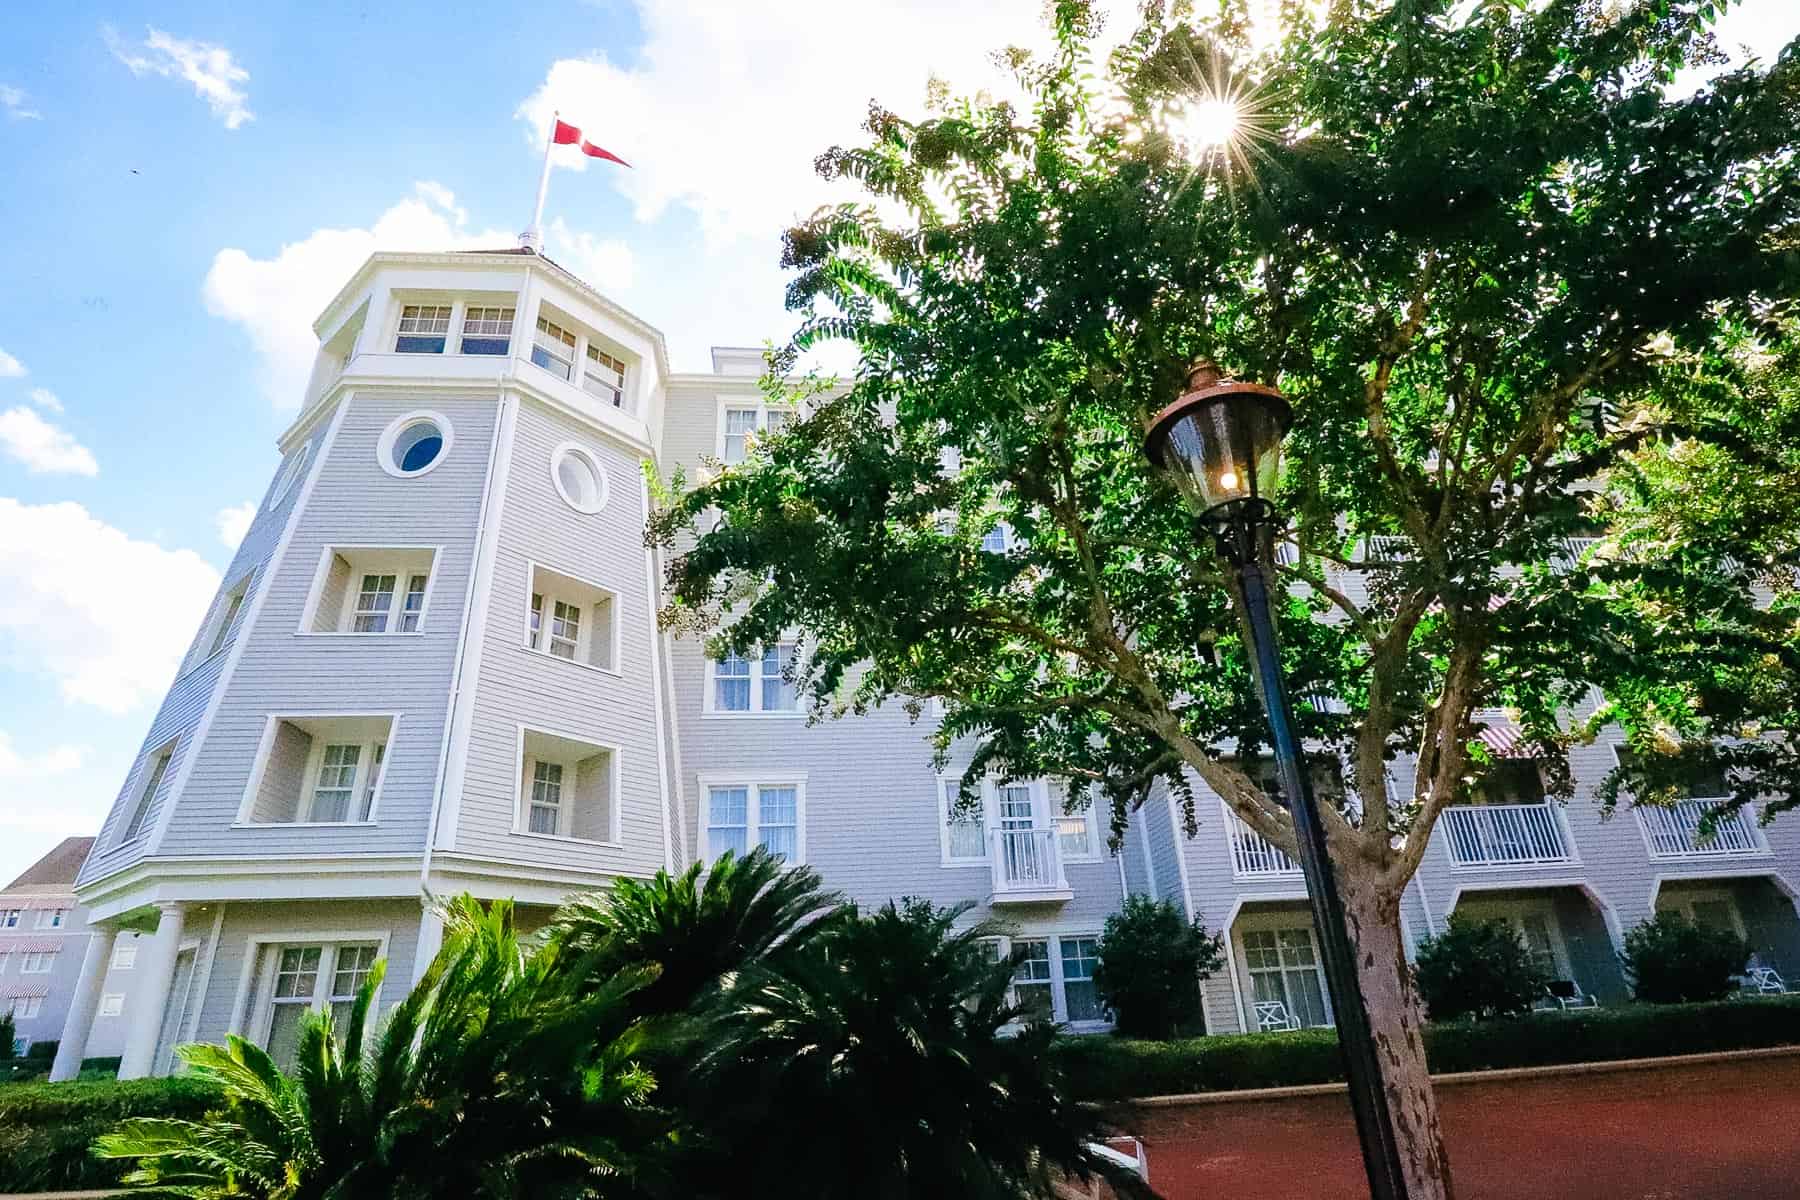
[1145, 362, 1412, 1200]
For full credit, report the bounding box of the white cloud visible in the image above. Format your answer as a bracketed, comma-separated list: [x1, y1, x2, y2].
[513, 2, 1141, 247]
[0, 84, 41, 121]
[0, 347, 24, 377]
[0, 499, 219, 712]
[27, 387, 62, 413]
[0, 407, 99, 476]
[0, 731, 84, 781]
[106, 26, 253, 129]
[203, 182, 633, 405]
[547, 217, 635, 292]
[215, 501, 256, 549]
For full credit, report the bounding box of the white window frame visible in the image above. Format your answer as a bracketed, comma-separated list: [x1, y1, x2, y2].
[20, 950, 57, 974]
[522, 560, 622, 676]
[1656, 885, 1750, 938]
[119, 738, 178, 846]
[99, 993, 125, 1018]
[394, 303, 453, 353]
[458, 305, 516, 355]
[0, 909, 19, 929]
[988, 932, 1111, 1030]
[549, 442, 612, 514]
[234, 712, 400, 827]
[531, 315, 579, 380]
[34, 908, 68, 930]
[200, 574, 253, 661]
[376, 410, 454, 479]
[714, 397, 799, 464]
[229, 931, 391, 1053]
[297, 544, 442, 636]
[512, 723, 624, 846]
[112, 942, 138, 970]
[697, 774, 808, 866]
[1234, 913, 1335, 1031]
[11, 996, 43, 1019]
[703, 642, 802, 715]
[937, 778, 1097, 867]
[583, 342, 628, 408]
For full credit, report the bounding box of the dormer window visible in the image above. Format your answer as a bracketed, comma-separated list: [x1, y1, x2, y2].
[302, 546, 437, 634]
[532, 317, 577, 380]
[584, 345, 626, 407]
[395, 305, 452, 353]
[459, 307, 514, 355]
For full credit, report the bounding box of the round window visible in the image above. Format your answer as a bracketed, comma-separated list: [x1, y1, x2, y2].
[378, 411, 454, 478]
[551, 443, 609, 514]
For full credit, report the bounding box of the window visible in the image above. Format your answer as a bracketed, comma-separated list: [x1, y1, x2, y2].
[525, 564, 618, 671]
[0, 908, 19, 929]
[708, 643, 799, 713]
[328, 944, 379, 1028]
[204, 576, 251, 659]
[1011, 940, 1055, 1021]
[517, 728, 618, 842]
[551, 443, 610, 514]
[112, 943, 137, 970]
[376, 411, 452, 478]
[459, 306, 514, 355]
[1247, 756, 1347, 812]
[1658, 888, 1749, 938]
[304, 546, 437, 633]
[241, 714, 394, 825]
[1060, 937, 1104, 1022]
[99, 994, 125, 1018]
[982, 522, 1014, 553]
[719, 403, 796, 464]
[943, 783, 987, 861]
[20, 950, 57, 974]
[1241, 926, 1330, 1029]
[395, 304, 452, 353]
[11, 996, 42, 1019]
[246, 940, 382, 1069]
[1055, 797, 1097, 861]
[266, 443, 310, 510]
[1471, 760, 1546, 806]
[34, 908, 67, 930]
[120, 741, 176, 844]
[532, 316, 578, 380]
[584, 344, 626, 407]
[268, 945, 322, 1066]
[703, 780, 804, 864]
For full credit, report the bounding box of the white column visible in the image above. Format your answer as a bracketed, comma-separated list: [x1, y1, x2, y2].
[410, 902, 444, 986]
[48, 925, 118, 1081]
[118, 903, 186, 1079]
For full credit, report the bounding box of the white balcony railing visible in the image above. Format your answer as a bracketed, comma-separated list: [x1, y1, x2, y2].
[1441, 803, 1574, 868]
[990, 828, 1072, 901]
[1227, 810, 1302, 878]
[1638, 799, 1766, 859]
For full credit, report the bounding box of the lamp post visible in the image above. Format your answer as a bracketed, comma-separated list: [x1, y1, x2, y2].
[1144, 362, 1412, 1200]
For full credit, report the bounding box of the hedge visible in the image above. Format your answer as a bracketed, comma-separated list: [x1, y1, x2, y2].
[0, 1076, 223, 1193]
[1053, 995, 1800, 1101]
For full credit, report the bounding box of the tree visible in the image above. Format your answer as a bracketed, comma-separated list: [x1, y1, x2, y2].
[649, 2, 1800, 1192]
[96, 896, 670, 1199]
[1093, 894, 1225, 1038]
[688, 898, 1149, 1199]
[1412, 914, 1547, 1021]
[1621, 911, 1753, 1003]
[0, 1013, 15, 1062]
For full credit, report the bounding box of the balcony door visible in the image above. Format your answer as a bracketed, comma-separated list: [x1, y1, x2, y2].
[1460, 899, 1569, 980]
[994, 783, 1052, 885]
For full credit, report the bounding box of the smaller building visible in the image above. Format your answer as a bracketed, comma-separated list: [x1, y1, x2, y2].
[1, 838, 144, 1061]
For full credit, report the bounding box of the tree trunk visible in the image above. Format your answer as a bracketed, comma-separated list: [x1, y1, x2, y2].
[1337, 870, 1455, 1199]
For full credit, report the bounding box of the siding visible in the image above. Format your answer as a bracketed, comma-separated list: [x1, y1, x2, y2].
[156, 393, 495, 861]
[450, 396, 669, 879]
[79, 418, 335, 887]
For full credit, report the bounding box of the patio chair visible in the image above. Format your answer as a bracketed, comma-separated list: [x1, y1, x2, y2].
[1544, 978, 1598, 1010]
[1254, 1000, 1300, 1032]
[1743, 960, 1789, 994]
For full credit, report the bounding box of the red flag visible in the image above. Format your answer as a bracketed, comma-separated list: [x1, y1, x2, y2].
[552, 119, 630, 167]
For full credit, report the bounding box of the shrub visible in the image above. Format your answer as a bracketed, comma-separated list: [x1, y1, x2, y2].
[1091, 894, 1225, 1038]
[0, 1077, 222, 1193]
[1050, 995, 1800, 1100]
[1413, 914, 1547, 1021]
[0, 1013, 14, 1060]
[1621, 912, 1752, 1003]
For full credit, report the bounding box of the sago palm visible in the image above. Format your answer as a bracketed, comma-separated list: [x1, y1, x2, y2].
[96, 895, 670, 1200]
[687, 898, 1155, 1200]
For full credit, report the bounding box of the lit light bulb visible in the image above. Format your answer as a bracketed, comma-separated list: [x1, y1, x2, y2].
[1218, 470, 1239, 489]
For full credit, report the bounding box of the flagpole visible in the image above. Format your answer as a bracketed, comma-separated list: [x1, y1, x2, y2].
[521, 110, 557, 251]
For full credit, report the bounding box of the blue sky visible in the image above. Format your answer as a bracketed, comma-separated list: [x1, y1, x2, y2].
[1, 1, 1796, 885]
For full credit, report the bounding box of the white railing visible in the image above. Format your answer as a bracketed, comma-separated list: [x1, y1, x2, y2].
[1364, 535, 1413, 562]
[1441, 803, 1574, 868]
[990, 828, 1070, 898]
[1227, 810, 1301, 877]
[1558, 536, 1603, 567]
[1638, 798, 1765, 859]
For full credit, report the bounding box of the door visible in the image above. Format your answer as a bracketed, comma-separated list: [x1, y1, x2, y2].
[995, 783, 1049, 884]
[152, 947, 198, 1076]
[1240, 925, 1331, 1029]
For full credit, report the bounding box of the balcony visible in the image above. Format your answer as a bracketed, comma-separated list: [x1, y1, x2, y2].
[1441, 803, 1575, 869]
[989, 828, 1073, 904]
[1638, 799, 1767, 860]
[1227, 810, 1302, 879]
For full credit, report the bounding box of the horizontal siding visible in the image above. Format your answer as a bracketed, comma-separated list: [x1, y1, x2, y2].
[157, 393, 496, 860]
[451, 396, 668, 878]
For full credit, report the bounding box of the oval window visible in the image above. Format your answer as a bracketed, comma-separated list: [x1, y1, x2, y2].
[378, 411, 454, 478]
[552, 443, 609, 513]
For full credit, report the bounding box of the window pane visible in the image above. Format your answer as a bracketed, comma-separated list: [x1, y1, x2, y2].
[529, 761, 563, 834]
[708, 786, 749, 858]
[360, 743, 385, 820]
[715, 654, 750, 710]
[267, 1002, 308, 1069]
[331, 945, 378, 998]
[1059, 936, 1104, 1023]
[722, 409, 757, 463]
[944, 788, 986, 859]
[761, 644, 796, 711]
[551, 600, 581, 659]
[312, 744, 360, 822]
[529, 593, 544, 649]
[398, 575, 427, 632]
[1056, 809, 1092, 858]
[1012, 940, 1054, 1021]
[353, 574, 396, 633]
[997, 785, 1036, 829]
[757, 786, 797, 861]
